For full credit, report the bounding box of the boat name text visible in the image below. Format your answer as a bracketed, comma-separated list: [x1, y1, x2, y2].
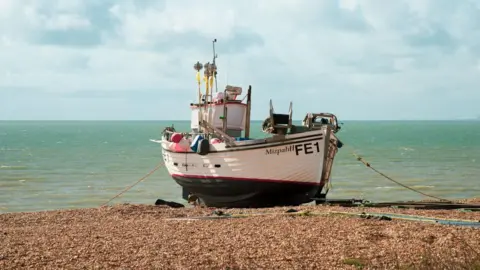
[265, 145, 295, 155]
[265, 142, 321, 156]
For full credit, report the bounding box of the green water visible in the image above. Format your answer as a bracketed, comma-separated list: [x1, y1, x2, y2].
[1, 120, 479, 213]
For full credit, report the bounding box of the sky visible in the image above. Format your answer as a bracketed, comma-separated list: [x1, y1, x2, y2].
[1, 0, 480, 121]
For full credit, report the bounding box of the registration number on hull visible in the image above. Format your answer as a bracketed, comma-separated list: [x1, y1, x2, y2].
[265, 142, 321, 156]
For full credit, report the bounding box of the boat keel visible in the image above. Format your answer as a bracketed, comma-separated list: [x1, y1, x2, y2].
[175, 176, 323, 208]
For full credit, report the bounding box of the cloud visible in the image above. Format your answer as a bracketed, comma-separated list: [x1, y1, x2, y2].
[1, 0, 480, 120]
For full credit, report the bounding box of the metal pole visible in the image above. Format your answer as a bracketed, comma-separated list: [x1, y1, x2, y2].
[245, 85, 252, 138]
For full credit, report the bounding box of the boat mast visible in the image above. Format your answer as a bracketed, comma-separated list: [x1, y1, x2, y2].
[194, 61, 204, 133]
[212, 39, 218, 94]
[211, 38, 226, 134]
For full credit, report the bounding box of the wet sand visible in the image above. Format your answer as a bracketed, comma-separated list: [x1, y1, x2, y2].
[1, 199, 480, 269]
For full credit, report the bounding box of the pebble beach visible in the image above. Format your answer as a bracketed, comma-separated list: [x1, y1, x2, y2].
[1, 199, 480, 270]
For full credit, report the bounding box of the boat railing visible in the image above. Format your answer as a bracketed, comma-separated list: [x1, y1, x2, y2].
[266, 99, 293, 135]
[199, 120, 237, 147]
[302, 113, 341, 133]
[161, 129, 200, 141]
[162, 129, 205, 138]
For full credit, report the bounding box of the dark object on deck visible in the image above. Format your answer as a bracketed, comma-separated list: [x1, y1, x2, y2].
[155, 199, 185, 208]
[285, 209, 298, 213]
[197, 139, 210, 156]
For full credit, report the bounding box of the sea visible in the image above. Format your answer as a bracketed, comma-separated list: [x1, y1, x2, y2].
[1, 120, 479, 213]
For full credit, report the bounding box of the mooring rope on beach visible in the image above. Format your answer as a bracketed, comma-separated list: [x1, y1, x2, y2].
[166, 209, 480, 228]
[346, 147, 452, 202]
[100, 163, 164, 207]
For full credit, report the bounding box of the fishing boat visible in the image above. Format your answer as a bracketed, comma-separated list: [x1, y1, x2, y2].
[152, 39, 343, 208]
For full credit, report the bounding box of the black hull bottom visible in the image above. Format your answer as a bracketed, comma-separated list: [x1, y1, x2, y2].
[173, 176, 323, 208]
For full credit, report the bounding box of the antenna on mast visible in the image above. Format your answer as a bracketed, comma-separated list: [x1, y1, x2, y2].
[212, 38, 218, 93]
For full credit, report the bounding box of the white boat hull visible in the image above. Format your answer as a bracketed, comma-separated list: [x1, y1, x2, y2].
[160, 128, 339, 207]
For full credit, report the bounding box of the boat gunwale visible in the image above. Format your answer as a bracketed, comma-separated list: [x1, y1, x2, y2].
[161, 133, 333, 154]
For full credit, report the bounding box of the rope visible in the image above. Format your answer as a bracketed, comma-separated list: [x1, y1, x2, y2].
[351, 151, 452, 202]
[167, 210, 480, 228]
[100, 163, 164, 207]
